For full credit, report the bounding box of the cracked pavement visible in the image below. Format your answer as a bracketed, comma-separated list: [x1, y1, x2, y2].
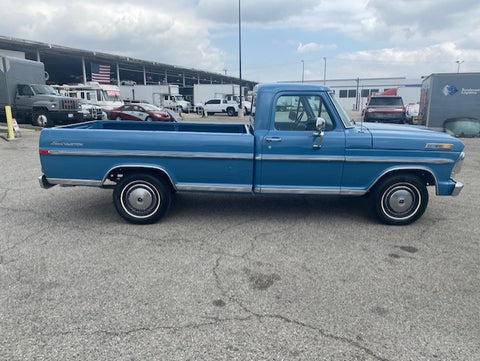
[1, 127, 479, 360]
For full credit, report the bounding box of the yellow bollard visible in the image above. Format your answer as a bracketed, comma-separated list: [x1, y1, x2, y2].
[5, 106, 15, 140]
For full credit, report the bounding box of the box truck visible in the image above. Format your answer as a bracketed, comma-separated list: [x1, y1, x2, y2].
[0, 56, 82, 127]
[120, 84, 191, 112]
[419, 73, 480, 137]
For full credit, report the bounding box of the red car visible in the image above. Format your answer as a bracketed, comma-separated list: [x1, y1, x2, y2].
[109, 103, 172, 122]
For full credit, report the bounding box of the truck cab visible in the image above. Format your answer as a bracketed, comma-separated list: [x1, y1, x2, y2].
[15, 84, 82, 127]
[161, 94, 191, 112]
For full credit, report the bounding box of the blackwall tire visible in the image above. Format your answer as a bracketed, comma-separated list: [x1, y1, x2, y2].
[113, 173, 171, 224]
[227, 108, 235, 116]
[373, 174, 428, 225]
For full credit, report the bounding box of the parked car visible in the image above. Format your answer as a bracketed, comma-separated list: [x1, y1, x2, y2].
[109, 103, 172, 122]
[364, 96, 407, 124]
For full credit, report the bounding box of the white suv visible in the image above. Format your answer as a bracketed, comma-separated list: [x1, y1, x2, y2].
[203, 99, 239, 116]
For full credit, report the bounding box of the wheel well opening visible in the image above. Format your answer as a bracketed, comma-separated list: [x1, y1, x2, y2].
[105, 167, 175, 192]
[371, 169, 436, 192]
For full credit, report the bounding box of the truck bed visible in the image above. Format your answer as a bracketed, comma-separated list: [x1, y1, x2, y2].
[39, 120, 255, 192]
[62, 120, 250, 134]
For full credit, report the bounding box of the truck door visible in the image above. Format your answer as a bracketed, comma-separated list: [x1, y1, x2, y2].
[14, 84, 36, 117]
[256, 93, 345, 194]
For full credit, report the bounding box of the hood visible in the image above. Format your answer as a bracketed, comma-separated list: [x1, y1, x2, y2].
[361, 123, 464, 152]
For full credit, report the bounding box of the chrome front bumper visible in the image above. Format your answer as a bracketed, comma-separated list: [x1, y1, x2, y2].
[452, 181, 464, 196]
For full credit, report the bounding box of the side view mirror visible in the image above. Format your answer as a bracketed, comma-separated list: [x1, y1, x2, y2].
[315, 117, 326, 131]
[313, 117, 326, 149]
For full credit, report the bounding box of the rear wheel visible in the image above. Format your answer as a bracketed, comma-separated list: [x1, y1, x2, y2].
[373, 174, 428, 225]
[113, 173, 171, 224]
[227, 107, 235, 116]
[115, 116, 122, 120]
[145, 116, 153, 122]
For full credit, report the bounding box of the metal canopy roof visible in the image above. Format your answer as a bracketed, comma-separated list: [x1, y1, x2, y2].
[0, 35, 256, 89]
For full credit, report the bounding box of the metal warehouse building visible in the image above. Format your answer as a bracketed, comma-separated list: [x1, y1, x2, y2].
[0, 35, 256, 101]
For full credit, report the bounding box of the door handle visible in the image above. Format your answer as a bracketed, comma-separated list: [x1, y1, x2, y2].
[265, 137, 282, 143]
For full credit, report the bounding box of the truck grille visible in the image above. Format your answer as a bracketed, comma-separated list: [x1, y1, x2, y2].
[90, 108, 103, 119]
[60, 99, 79, 111]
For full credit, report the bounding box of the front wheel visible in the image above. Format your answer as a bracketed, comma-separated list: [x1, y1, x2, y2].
[227, 107, 235, 116]
[373, 174, 428, 225]
[32, 110, 53, 127]
[113, 173, 171, 224]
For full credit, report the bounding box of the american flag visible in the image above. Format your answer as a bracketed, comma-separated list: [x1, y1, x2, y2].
[91, 63, 111, 83]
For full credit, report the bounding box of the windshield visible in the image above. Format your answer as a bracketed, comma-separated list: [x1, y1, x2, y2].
[368, 97, 403, 106]
[329, 92, 355, 128]
[103, 90, 121, 101]
[142, 104, 161, 111]
[174, 96, 185, 101]
[32, 85, 58, 95]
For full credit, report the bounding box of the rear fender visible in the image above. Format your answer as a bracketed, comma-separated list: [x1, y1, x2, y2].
[103, 165, 176, 192]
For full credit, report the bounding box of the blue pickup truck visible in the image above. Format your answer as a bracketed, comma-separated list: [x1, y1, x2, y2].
[38, 83, 465, 225]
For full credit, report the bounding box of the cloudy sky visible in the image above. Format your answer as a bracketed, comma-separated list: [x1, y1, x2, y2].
[1, 0, 479, 82]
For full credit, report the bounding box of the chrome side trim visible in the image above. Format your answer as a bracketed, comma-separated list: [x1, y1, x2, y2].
[257, 186, 366, 195]
[176, 183, 252, 193]
[259, 155, 344, 162]
[47, 150, 252, 160]
[345, 156, 453, 165]
[256, 155, 452, 164]
[46, 178, 102, 187]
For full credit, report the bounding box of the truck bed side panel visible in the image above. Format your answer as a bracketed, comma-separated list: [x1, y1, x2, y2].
[39, 126, 254, 192]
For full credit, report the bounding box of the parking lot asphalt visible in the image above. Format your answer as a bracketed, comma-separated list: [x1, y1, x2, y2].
[1, 123, 479, 361]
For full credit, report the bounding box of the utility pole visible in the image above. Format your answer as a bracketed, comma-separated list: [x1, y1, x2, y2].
[323, 57, 327, 85]
[238, 0, 243, 117]
[456, 60, 464, 73]
[301, 60, 304, 83]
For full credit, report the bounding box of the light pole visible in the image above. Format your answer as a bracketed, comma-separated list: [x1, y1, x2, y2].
[456, 60, 464, 73]
[323, 57, 326, 85]
[301, 60, 304, 83]
[238, 0, 243, 117]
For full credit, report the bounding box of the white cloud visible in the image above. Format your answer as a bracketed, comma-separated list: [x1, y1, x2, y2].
[0, 0, 226, 72]
[0, 0, 479, 82]
[334, 42, 480, 78]
[297, 42, 337, 54]
[196, 0, 319, 24]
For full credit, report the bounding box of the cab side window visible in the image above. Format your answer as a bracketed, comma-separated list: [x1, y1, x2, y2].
[18, 85, 34, 96]
[274, 95, 334, 131]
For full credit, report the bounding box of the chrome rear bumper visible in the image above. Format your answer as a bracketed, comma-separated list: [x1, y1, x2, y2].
[38, 175, 55, 189]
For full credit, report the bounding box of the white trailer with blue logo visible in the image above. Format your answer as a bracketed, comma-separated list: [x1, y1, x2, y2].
[419, 72, 480, 137]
